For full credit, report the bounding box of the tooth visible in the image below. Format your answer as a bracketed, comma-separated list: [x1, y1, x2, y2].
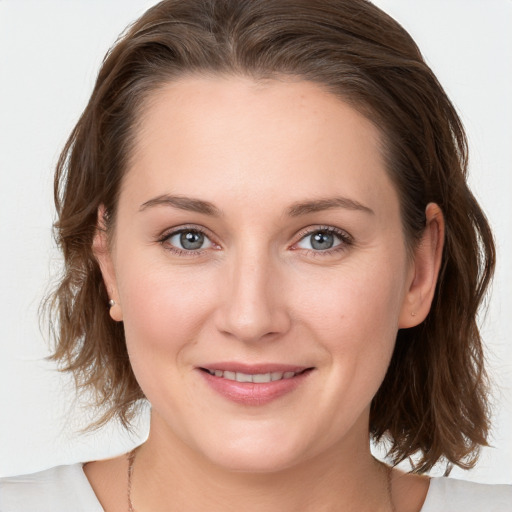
[209, 369, 298, 382]
[253, 373, 272, 383]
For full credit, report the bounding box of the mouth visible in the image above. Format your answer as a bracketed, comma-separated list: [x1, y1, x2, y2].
[197, 363, 315, 404]
[199, 367, 312, 383]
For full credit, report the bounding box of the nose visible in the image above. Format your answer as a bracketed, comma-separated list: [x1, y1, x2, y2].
[214, 247, 291, 343]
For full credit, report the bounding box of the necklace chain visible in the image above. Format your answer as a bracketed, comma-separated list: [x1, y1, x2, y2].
[127, 448, 137, 512]
[387, 463, 397, 512]
[127, 449, 396, 512]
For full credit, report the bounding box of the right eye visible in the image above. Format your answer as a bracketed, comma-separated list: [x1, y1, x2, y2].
[161, 228, 214, 254]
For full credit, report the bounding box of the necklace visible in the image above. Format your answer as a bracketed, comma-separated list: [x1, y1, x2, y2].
[127, 448, 137, 512]
[386, 463, 397, 512]
[126, 449, 396, 512]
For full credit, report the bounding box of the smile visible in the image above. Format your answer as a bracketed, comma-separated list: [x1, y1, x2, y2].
[201, 368, 307, 383]
[198, 365, 314, 405]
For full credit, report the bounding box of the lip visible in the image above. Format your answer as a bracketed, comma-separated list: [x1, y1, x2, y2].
[197, 362, 314, 406]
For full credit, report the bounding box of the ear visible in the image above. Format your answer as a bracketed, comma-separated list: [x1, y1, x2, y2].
[398, 203, 445, 328]
[92, 206, 123, 322]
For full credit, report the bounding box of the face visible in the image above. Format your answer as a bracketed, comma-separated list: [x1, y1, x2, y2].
[98, 76, 423, 472]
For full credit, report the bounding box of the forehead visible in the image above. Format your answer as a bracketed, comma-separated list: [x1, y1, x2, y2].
[121, 75, 398, 219]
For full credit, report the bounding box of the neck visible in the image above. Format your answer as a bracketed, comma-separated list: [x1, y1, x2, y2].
[130, 415, 393, 512]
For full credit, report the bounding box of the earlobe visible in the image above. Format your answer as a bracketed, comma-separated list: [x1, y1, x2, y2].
[92, 206, 123, 322]
[398, 203, 445, 329]
[107, 298, 123, 322]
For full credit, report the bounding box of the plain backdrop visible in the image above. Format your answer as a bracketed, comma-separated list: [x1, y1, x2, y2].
[0, 0, 511, 482]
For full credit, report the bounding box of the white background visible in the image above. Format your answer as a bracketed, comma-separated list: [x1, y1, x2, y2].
[0, 0, 510, 482]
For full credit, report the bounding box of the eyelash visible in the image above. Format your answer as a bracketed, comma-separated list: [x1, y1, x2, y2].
[157, 225, 218, 257]
[157, 225, 353, 257]
[292, 225, 353, 257]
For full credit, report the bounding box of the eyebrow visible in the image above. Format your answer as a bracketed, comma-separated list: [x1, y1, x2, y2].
[139, 194, 221, 216]
[287, 197, 374, 216]
[139, 194, 374, 217]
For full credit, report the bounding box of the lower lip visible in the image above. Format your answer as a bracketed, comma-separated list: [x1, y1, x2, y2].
[198, 369, 313, 405]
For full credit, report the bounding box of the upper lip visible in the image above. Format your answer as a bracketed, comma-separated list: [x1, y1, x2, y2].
[198, 362, 312, 374]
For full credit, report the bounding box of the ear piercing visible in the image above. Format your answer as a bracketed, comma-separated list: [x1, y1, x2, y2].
[108, 298, 123, 322]
[411, 311, 417, 317]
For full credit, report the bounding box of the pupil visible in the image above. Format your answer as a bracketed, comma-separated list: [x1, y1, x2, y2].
[180, 231, 204, 250]
[311, 231, 333, 250]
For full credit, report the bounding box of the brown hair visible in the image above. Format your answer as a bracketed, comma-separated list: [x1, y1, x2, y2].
[47, 0, 495, 473]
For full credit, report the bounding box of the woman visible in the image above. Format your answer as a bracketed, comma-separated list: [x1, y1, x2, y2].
[1, 0, 510, 510]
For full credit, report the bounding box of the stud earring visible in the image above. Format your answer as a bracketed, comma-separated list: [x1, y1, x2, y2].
[109, 299, 116, 308]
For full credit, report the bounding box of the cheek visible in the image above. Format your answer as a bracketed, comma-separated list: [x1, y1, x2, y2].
[291, 255, 407, 400]
[292, 256, 407, 343]
[116, 261, 222, 419]
[117, 261, 216, 359]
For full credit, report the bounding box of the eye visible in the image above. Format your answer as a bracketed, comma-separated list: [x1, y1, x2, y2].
[165, 229, 213, 251]
[295, 227, 350, 252]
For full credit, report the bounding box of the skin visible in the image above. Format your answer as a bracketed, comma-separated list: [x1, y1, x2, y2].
[87, 76, 444, 511]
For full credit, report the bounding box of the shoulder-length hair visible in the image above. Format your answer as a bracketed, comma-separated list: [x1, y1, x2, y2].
[47, 0, 495, 473]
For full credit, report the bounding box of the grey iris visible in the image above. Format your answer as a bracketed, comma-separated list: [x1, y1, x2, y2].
[180, 231, 204, 250]
[311, 231, 334, 250]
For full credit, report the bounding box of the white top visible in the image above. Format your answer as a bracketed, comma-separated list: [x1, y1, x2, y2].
[1, 464, 511, 511]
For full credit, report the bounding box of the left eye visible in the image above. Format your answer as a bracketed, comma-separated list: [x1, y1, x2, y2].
[296, 230, 344, 251]
[167, 229, 213, 251]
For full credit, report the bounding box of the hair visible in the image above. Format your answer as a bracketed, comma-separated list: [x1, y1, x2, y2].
[46, 0, 495, 473]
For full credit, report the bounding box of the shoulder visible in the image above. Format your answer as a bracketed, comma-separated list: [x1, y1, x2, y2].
[0, 464, 103, 512]
[422, 477, 512, 512]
